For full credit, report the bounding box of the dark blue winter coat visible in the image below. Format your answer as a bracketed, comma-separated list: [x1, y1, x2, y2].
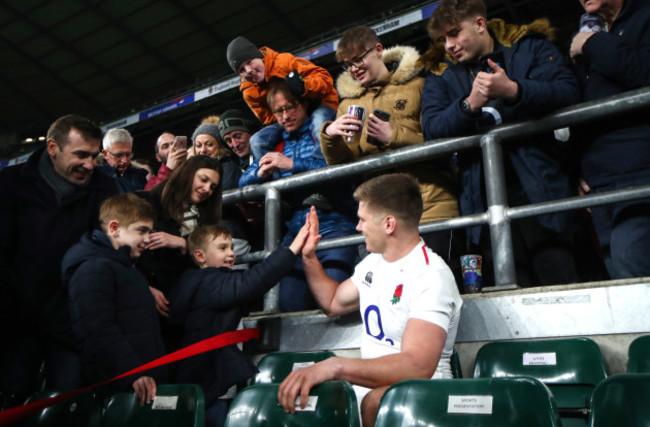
[62, 230, 168, 391]
[169, 247, 297, 405]
[420, 19, 580, 243]
[97, 163, 147, 193]
[574, 0, 650, 187]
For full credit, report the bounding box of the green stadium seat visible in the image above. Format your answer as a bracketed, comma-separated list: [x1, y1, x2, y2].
[254, 351, 336, 384]
[101, 384, 205, 427]
[627, 335, 650, 373]
[473, 338, 607, 426]
[375, 377, 561, 427]
[589, 374, 650, 427]
[451, 347, 463, 379]
[15, 390, 101, 427]
[224, 381, 360, 426]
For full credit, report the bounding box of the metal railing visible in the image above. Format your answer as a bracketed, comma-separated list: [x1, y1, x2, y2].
[222, 87, 650, 312]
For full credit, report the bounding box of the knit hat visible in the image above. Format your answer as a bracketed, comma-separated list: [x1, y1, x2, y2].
[191, 123, 221, 144]
[218, 109, 257, 137]
[227, 36, 263, 73]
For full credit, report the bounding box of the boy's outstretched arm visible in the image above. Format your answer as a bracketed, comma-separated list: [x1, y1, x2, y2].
[301, 206, 359, 317]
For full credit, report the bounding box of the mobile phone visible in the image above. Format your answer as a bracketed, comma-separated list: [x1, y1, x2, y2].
[479, 51, 506, 74]
[174, 136, 188, 150]
[373, 109, 391, 122]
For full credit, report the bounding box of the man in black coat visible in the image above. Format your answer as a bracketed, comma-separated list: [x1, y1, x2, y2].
[570, 0, 650, 279]
[0, 115, 117, 404]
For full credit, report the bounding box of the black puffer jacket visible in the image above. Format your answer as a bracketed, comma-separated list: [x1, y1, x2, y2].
[169, 247, 296, 404]
[62, 230, 168, 391]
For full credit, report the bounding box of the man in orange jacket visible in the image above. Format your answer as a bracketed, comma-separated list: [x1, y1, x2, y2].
[227, 36, 339, 161]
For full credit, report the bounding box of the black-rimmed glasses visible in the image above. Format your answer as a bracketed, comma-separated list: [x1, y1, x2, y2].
[341, 46, 375, 71]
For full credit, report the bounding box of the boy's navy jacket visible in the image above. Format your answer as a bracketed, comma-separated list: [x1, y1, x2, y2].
[169, 247, 296, 404]
[62, 230, 168, 391]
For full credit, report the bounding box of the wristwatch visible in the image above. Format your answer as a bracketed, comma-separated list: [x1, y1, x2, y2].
[461, 98, 475, 114]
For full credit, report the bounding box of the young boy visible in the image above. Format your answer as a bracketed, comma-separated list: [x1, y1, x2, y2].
[226, 36, 338, 161]
[169, 222, 309, 426]
[62, 193, 167, 405]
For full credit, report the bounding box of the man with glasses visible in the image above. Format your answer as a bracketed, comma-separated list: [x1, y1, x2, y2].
[0, 115, 117, 406]
[226, 36, 338, 162]
[99, 128, 147, 193]
[320, 26, 459, 262]
[239, 81, 357, 312]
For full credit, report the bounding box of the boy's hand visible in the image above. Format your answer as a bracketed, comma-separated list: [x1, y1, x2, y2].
[302, 206, 321, 258]
[149, 286, 170, 317]
[474, 59, 518, 101]
[289, 212, 311, 255]
[325, 114, 363, 139]
[367, 114, 393, 145]
[133, 376, 156, 405]
[285, 69, 305, 97]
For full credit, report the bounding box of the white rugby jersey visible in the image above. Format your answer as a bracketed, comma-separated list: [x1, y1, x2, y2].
[351, 239, 462, 378]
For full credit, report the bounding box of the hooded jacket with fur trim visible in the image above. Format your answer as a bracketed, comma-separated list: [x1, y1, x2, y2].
[419, 19, 579, 244]
[320, 45, 458, 222]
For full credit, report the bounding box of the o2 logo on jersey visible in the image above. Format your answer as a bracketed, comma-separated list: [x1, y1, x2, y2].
[364, 305, 394, 346]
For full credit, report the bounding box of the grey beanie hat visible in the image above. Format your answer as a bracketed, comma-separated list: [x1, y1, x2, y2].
[218, 109, 257, 137]
[191, 123, 221, 144]
[227, 36, 263, 72]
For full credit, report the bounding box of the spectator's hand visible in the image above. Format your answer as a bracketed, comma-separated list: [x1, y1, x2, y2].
[149, 286, 170, 317]
[257, 152, 293, 178]
[474, 59, 519, 101]
[166, 146, 188, 171]
[277, 358, 337, 413]
[147, 231, 187, 254]
[302, 206, 322, 258]
[285, 69, 306, 97]
[132, 376, 156, 405]
[467, 79, 490, 112]
[324, 114, 363, 140]
[578, 178, 591, 196]
[289, 212, 311, 255]
[366, 114, 393, 145]
[570, 32, 595, 60]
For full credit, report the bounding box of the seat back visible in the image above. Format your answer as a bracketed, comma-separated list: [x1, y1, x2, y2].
[224, 381, 360, 427]
[15, 390, 101, 427]
[473, 338, 606, 407]
[375, 377, 561, 427]
[101, 384, 205, 427]
[627, 335, 650, 373]
[589, 374, 650, 427]
[254, 351, 336, 384]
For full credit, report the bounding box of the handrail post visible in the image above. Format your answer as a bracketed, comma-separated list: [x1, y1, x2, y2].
[481, 134, 517, 288]
[263, 187, 282, 312]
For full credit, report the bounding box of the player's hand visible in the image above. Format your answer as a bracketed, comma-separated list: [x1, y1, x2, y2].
[132, 376, 156, 405]
[325, 114, 363, 139]
[149, 286, 170, 317]
[474, 59, 518, 100]
[277, 358, 338, 413]
[366, 114, 393, 145]
[302, 206, 322, 258]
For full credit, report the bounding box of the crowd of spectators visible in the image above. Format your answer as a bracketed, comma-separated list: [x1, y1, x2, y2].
[0, 0, 648, 425]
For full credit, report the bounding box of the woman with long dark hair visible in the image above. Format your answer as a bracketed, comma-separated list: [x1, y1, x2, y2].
[137, 155, 222, 350]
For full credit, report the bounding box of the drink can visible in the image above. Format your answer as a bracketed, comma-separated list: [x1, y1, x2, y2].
[579, 13, 608, 33]
[460, 254, 483, 293]
[345, 105, 366, 143]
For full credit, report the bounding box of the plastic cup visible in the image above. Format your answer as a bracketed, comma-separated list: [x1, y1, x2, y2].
[345, 105, 366, 143]
[460, 254, 483, 293]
